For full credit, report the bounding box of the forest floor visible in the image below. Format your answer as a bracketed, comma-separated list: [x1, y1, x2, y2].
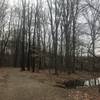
[0, 67, 100, 100]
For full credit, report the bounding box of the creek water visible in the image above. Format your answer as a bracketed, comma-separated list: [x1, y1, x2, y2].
[55, 77, 100, 89]
[84, 77, 100, 87]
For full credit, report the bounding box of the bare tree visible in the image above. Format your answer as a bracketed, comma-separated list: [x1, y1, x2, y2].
[20, 0, 26, 71]
[26, 3, 33, 71]
[83, 0, 100, 70]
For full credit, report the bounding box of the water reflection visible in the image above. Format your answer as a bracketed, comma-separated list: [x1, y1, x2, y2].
[55, 77, 100, 89]
[84, 78, 100, 87]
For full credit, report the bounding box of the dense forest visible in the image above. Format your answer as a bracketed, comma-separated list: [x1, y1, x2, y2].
[0, 0, 100, 74]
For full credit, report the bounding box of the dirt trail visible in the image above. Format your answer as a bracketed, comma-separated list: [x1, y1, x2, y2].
[0, 67, 99, 100]
[0, 68, 67, 100]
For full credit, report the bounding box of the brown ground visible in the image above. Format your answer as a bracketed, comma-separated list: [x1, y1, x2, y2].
[0, 67, 100, 100]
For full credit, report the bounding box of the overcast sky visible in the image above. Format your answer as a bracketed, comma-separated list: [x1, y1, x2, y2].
[9, 0, 16, 6]
[9, 0, 37, 6]
[8, 0, 100, 55]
